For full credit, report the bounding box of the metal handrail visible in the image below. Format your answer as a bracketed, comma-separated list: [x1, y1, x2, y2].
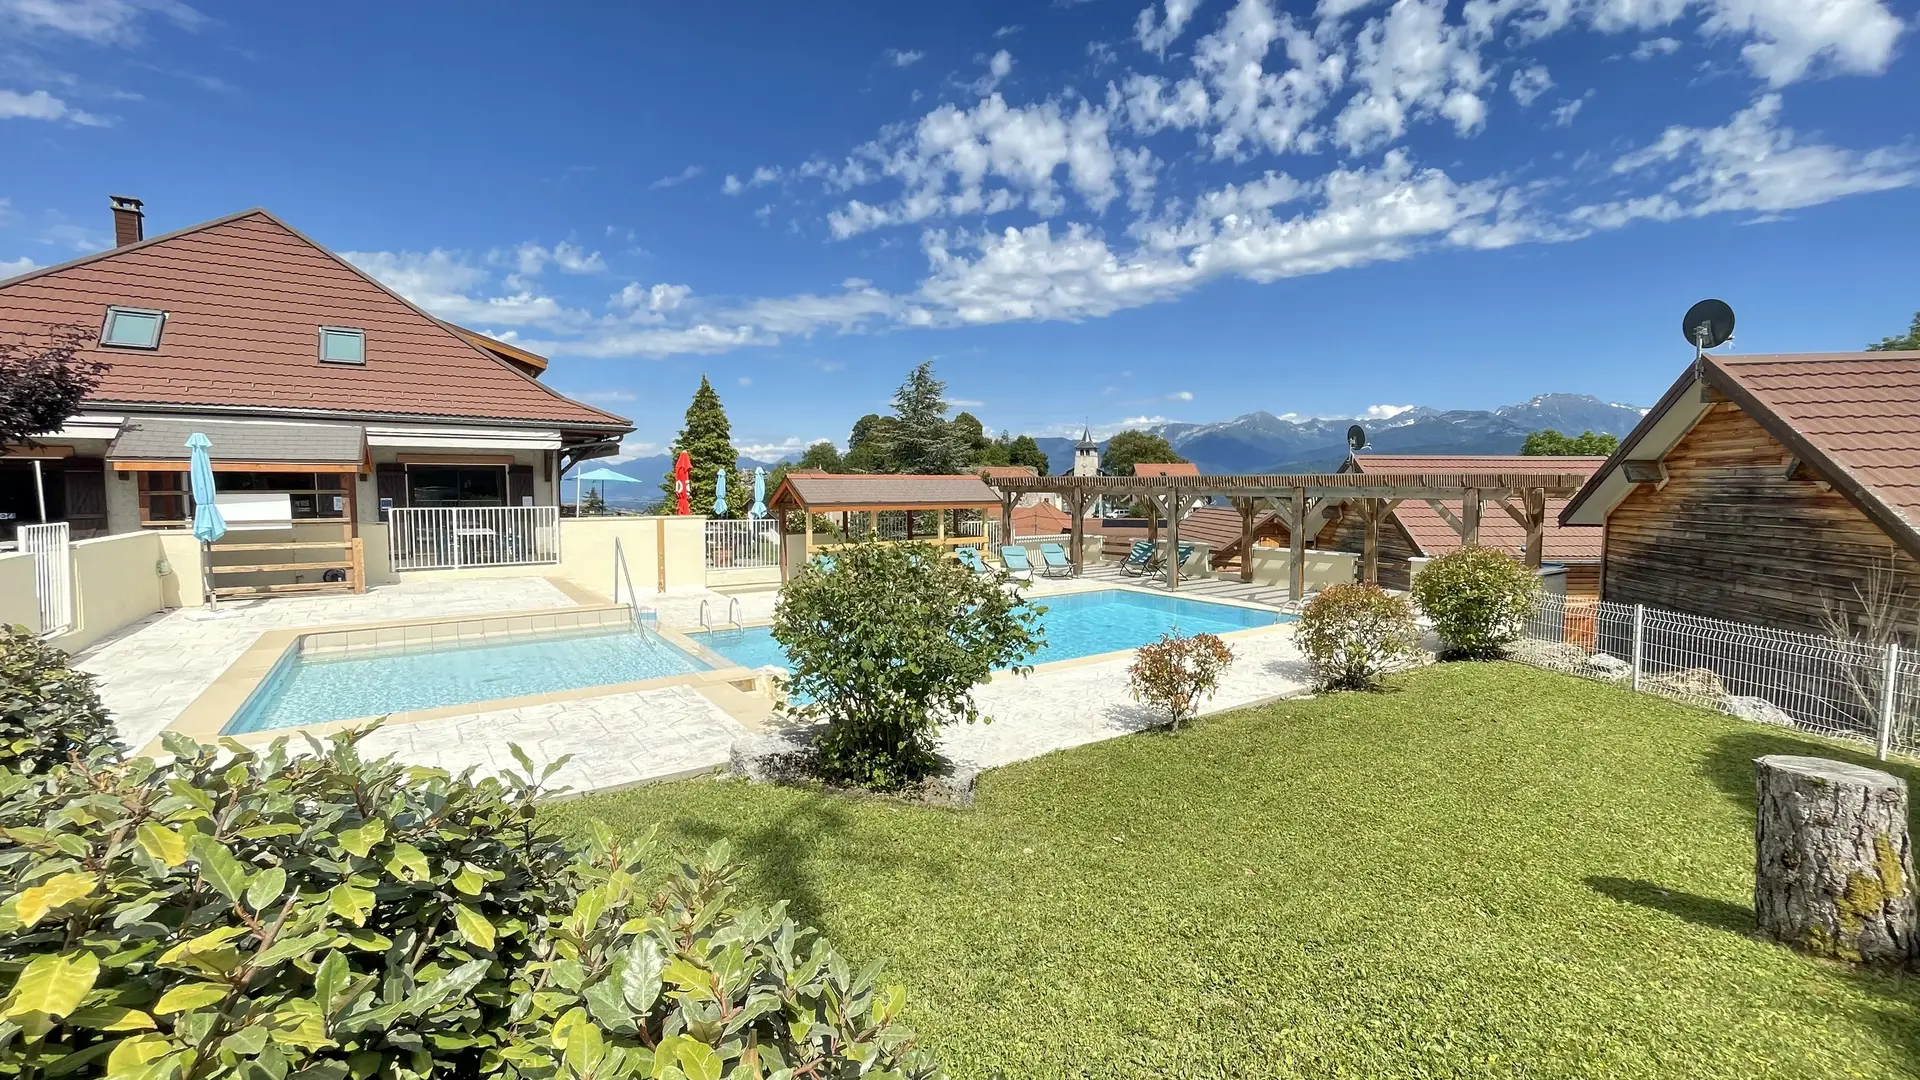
[698, 599, 712, 631]
[727, 596, 743, 630]
[612, 537, 641, 626]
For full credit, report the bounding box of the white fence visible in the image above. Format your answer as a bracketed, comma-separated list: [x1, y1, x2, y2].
[388, 507, 561, 571]
[1511, 594, 1918, 759]
[19, 522, 72, 636]
[704, 519, 781, 570]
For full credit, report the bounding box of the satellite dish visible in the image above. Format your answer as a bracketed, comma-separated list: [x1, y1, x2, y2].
[1347, 425, 1367, 453]
[1682, 299, 1735, 351]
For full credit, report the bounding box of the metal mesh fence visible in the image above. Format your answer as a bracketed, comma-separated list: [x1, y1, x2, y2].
[1510, 594, 1917, 759]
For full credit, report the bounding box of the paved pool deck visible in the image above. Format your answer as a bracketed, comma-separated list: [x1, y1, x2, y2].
[75, 573, 1311, 797]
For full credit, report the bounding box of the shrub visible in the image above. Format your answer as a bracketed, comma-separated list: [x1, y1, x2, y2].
[0, 624, 117, 772]
[1127, 632, 1235, 729]
[0, 729, 944, 1078]
[773, 539, 1043, 790]
[1295, 584, 1421, 691]
[1410, 546, 1544, 659]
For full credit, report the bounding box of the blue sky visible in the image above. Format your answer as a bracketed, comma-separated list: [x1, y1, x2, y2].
[2, 0, 1916, 462]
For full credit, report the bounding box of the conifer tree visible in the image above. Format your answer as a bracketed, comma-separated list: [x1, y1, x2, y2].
[662, 375, 744, 516]
[888, 361, 965, 474]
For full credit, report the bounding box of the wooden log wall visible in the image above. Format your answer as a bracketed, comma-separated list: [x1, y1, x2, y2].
[1602, 403, 1920, 638]
[1318, 503, 1419, 590]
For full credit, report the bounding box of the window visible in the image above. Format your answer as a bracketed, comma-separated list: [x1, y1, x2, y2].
[101, 306, 165, 349]
[406, 465, 505, 508]
[136, 471, 187, 524]
[318, 327, 365, 364]
[215, 472, 346, 519]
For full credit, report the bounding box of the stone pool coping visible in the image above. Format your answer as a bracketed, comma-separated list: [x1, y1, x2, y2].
[145, 602, 764, 756]
[145, 578, 1295, 758]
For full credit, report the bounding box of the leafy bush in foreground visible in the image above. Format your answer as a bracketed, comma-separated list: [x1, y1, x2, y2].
[0, 625, 117, 773]
[0, 727, 943, 1079]
[1296, 584, 1420, 691]
[773, 540, 1042, 790]
[1128, 632, 1235, 730]
[1411, 547, 1543, 660]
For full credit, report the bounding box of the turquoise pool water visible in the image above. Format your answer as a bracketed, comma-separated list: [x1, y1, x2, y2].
[688, 588, 1288, 672]
[223, 627, 711, 735]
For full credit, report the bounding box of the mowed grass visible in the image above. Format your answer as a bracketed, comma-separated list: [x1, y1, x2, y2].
[545, 663, 1920, 1080]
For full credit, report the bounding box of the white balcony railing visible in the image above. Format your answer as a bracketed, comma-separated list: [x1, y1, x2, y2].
[388, 506, 561, 571]
[704, 518, 782, 570]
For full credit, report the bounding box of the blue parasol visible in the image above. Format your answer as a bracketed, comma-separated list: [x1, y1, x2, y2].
[713, 467, 728, 517]
[187, 432, 225, 609]
[750, 467, 767, 519]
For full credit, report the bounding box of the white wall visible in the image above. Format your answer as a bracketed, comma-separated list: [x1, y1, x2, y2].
[0, 551, 40, 634]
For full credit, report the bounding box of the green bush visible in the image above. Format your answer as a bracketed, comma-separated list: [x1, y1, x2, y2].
[1295, 584, 1421, 691]
[773, 540, 1043, 790]
[0, 729, 944, 1079]
[0, 624, 117, 773]
[1127, 632, 1235, 730]
[1410, 547, 1544, 660]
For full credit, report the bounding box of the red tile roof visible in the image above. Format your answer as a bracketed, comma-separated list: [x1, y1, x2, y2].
[1710, 352, 1920, 529]
[1350, 454, 1608, 561]
[0, 209, 626, 430]
[1135, 462, 1199, 477]
[1011, 502, 1070, 534]
[978, 465, 1039, 479]
[769, 472, 1002, 510]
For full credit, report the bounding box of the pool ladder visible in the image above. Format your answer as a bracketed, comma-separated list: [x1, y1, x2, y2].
[699, 597, 744, 633]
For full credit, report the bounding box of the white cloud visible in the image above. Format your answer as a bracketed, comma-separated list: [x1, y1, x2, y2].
[612, 281, 692, 312]
[970, 49, 1015, 94]
[1550, 90, 1592, 125]
[1136, 0, 1206, 56]
[1365, 403, 1415, 418]
[736, 437, 819, 460]
[0, 0, 203, 44]
[722, 166, 780, 195]
[0, 89, 108, 125]
[995, 24, 1023, 37]
[1187, 0, 1344, 159]
[737, 376, 753, 387]
[1631, 35, 1682, 57]
[1170, 389, 1195, 400]
[1336, 0, 1490, 152]
[0, 255, 36, 280]
[504, 240, 605, 280]
[885, 48, 925, 67]
[649, 165, 704, 189]
[1576, 93, 1917, 226]
[1509, 63, 1553, 105]
[575, 389, 638, 402]
[949, 398, 985, 407]
[1702, 0, 1903, 86]
[344, 248, 584, 329]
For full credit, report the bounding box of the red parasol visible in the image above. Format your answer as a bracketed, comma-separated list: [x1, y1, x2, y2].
[673, 451, 692, 515]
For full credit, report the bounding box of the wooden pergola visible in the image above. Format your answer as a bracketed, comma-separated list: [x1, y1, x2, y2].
[766, 472, 1004, 581]
[985, 472, 1592, 598]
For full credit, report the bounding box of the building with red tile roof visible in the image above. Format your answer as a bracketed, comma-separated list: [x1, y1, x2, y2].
[0, 198, 630, 540]
[1562, 350, 1920, 635]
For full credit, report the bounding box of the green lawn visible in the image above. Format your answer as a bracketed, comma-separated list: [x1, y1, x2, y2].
[546, 663, 1920, 1080]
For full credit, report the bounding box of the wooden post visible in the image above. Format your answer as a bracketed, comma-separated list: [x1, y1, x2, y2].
[655, 516, 666, 593]
[1166, 493, 1181, 592]
[1069, 490, 1085, 576]
[1462, 488, 1482, 548]
[936, 508, 946, 541]
[803, 510, 814, 557]
[1289, 486, 1306, 603]
[1362, 499, 1380, 586]
[779, 510, 790, 583]
[1146, 491, 1159, 547]
[1000, 494, 1015, 551]
[1754, 755, 1915, 966]
[349, 536, 366, 594]
[1522, 488, 1545, 568]
[1238, 498, 1255, 584]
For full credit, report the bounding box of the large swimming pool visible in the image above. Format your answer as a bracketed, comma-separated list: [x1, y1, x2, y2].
[224, 628, 711, 735]
[688, 588, 1287, 672]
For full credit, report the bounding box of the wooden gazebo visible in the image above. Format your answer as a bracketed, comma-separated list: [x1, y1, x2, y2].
[766, 472, 1004, 580]
[984, 471, 1592, 599]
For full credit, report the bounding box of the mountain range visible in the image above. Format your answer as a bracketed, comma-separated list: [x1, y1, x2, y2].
[580, 393, 1645, 506]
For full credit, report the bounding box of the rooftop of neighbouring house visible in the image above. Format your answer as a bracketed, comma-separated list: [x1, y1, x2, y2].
[768, 471, 1002, 510]
[1135, 462, 1200, 477]
[1349, 453, 1608, 561]
[0, 199, 626, 432]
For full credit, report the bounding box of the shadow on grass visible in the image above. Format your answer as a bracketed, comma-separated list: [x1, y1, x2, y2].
[1699, 729, 1920, 830]
[1585, 876, 1752, 935]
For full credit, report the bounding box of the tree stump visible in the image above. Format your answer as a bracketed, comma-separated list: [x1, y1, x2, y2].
[1754, 755, 1914, 966]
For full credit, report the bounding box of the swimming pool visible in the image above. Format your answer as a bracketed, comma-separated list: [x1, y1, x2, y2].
[224, 627, 711, 735]
[688, 588, 1288, 672]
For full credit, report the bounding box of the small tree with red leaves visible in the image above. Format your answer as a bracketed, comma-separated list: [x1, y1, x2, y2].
[1128, 630, 1236, 730]
[0, 326, 106, 447]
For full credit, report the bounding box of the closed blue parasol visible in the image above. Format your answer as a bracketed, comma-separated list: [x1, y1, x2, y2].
[187, 433, 225, 543]
[750, 467, 767, 519]
[713, 467, 728, 517]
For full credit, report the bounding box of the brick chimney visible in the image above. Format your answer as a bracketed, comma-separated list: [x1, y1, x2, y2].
[110, 195, 144, 247]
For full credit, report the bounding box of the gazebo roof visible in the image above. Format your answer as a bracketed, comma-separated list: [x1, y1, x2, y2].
[767, 471, 1001, 512]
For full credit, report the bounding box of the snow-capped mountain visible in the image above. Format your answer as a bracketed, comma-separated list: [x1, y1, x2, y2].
[1038, 394, 1646, 475]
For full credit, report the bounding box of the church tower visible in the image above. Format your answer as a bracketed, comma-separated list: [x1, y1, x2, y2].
[1073, 426, 1100, 478]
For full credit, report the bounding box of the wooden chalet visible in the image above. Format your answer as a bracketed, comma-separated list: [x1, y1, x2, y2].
[1561, 350, 1920, 637]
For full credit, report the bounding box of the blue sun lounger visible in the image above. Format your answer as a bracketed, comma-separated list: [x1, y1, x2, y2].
[998, 546, 1036, 583]
[955, 546, 990, 574]
[1038, 542, 1074, 578]
[1120, 539, 1154, 576]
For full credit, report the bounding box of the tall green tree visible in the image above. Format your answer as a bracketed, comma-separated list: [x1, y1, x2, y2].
[661, 375, 745, 516]
[795, 440, 844, 472]
[1520, 429, 1618, 456]
[888, 361, 966, 474]
[1101, 429, 1185, 476]
[949, 411, 992, 466]
[1007, 434, 1050, 475]
[843, 414, 899, 473]
[1867, 311, 1920, 352]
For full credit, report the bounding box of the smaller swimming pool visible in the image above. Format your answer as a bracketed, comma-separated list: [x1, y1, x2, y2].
[224, 627, 711, 735]
[688, 587, 1288, 673]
